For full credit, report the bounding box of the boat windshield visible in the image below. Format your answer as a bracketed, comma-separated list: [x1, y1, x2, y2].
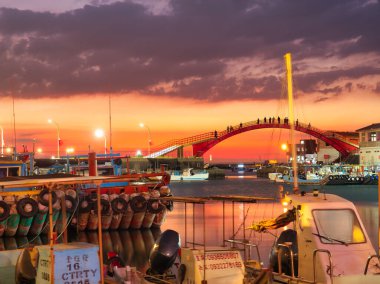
[313, 209, 366, 244]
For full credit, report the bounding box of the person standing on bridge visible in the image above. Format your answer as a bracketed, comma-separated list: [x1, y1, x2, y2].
[269, 117, 272, 123]
[257, 118, 260, 124]
[296, 119, 298, 126]
[239, 122, 242, 128]
[264, 117, 267, 123]
[277, 116, 280, 124]
[214, 130, 218, 138]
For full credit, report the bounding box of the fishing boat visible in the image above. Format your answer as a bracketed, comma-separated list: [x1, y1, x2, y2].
[244, 53, 380, 283]
[170, 168, 209, 181]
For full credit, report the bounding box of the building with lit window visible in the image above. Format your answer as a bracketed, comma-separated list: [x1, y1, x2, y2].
[356, 123, 380, 167]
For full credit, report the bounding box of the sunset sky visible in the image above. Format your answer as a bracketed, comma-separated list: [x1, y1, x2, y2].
[0, 0, 379, 162]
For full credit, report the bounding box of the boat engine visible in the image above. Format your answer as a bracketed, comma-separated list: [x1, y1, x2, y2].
[148, 229, 180, 275]
[269, 229, 298, 277]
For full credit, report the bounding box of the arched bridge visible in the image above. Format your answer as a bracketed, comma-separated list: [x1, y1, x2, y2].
[147, 120, 359, 159]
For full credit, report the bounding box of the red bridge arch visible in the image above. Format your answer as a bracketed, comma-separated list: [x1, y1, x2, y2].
[148, 120, 358, 159]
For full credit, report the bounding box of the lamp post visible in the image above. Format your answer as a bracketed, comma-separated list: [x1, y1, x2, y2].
[139, 123, 152, 156]
[95, 129, 107, 155]
[281, 143, 289, 164]
[0, 126, 4, 156]
[48, 119, 60, 158]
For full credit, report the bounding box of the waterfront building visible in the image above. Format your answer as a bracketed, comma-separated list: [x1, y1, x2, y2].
[356, 123, 380, 167]
[293, 139, 318, 164]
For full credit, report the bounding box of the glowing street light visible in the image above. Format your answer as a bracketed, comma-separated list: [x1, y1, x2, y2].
[281, 143, 289, 163]
[281, 143, 288, 151]
[66, 147, 75, 154]
[37, 148, 42, 154]
[139, 123, 152, 156]
[136, 149, 142, 157]
[95, 128, 107, 155]
[48, 118, 60, 158]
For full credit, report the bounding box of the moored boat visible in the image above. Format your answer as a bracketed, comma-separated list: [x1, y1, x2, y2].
[170, 168, 209, 181]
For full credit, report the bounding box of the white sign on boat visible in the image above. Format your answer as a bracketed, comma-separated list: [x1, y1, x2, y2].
[36, 242, 100, 284]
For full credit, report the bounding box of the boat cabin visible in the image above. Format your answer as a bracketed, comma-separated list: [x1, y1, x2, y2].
[273, 192, 380, 283]
[0, 160, 27, 177]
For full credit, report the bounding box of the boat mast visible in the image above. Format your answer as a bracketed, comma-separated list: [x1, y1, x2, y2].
[284, 53, 299, 193]
[108, 94, 112, 154]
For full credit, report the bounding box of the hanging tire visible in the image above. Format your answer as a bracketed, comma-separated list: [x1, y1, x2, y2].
[16, 197, 38, 218]
[93, 199, 111, 214]
[64, 195, 77, 214]
[129, 195, 147, 213]
[38, 189, 57, 206]
[166, 200, 174, 212]
[0, 201, 10, 222]
[111, 198, 128, 214]
[147, 199, 164, 214]
[79, 198, 93, 213]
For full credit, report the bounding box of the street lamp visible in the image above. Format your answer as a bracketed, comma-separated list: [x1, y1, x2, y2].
[48, 118, 60, 158]
[95, 128, 107, 155]
[281, 143, 288, 164]
[0, 126, 4, 156]
[139, 123, 152, 156]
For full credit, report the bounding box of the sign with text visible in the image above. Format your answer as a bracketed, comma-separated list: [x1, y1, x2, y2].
[36, 243, 100, 284]
[182, 248, 245, 284]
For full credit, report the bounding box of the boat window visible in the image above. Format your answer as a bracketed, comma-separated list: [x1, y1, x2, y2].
[9, 167, 20, 176]
[313, 209, 366, 244]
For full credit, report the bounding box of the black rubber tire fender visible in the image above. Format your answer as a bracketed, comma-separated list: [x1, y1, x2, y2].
[38, 189, 58, 206]
[111, 198, 128, 214]
[93, 199, 111, 214]
[0, 201, 10, 222]
[16, 197, 39, 218]
[79, 197, 93, 213]
[166, 200, 174, 212]
[64, 195, 77, 214]
[147, 199, 164, 214]
[129, 195, 147, 213]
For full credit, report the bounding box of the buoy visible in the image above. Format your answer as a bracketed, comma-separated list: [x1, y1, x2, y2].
[0, 200, 11, 221]
[5, 204, 21, 237]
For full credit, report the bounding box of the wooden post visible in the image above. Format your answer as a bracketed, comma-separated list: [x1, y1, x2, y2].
[192, 203, 195, 249]
[97, 184, 104, 284]
[184, 202, 187, 248]
[222, 200, 225, 246]
[61, 195, 68, 243]
[202, 203, 206, 284]
[48, 185, 55, 284]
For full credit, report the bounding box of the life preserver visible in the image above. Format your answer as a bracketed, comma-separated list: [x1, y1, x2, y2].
[147, 199, 164, 214]
[93, 199, 111, 214]
[38, 189, 57, 206]
[129, 195, 147, 213]
[79, 198, 93, 213]
[64, 195, 77, 214]
[0, 201, 10, 222]
[329, 176, 333, 180]
[111, 198, 128, 214]
[16, 197, 38, 218]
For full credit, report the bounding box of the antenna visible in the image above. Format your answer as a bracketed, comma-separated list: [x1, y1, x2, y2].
[12, 95, 16, 156]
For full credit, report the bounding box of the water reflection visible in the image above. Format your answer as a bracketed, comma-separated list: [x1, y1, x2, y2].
[73, 229, 162, 271]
